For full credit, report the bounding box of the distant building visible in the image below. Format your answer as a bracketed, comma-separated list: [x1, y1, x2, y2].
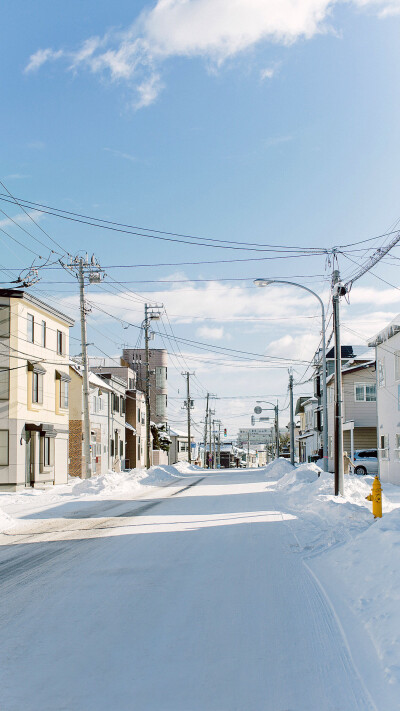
[295, 397, 318, 463]
[123, 348, 168, 426]
[168, 428, 196, 465]
[0, 289, 73, 489]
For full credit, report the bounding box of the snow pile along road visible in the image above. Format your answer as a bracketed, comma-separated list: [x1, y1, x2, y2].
[265, 460, 400, 695]
[319, 505, 400, 688]
[0, 464, 191, 532]
[0, 505, 15, 534]
[262, 457, 295, 479]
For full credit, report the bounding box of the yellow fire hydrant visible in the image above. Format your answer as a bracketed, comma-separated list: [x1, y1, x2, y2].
[365, 475, 382, 518]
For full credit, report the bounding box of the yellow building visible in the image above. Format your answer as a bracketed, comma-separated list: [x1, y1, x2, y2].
[0, 289, 74, 489]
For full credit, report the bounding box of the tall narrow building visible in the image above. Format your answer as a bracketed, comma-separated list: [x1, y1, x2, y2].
[122, 348, 168, 427]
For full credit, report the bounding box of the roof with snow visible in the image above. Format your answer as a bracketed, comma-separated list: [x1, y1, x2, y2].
[368, 315, 400, 346]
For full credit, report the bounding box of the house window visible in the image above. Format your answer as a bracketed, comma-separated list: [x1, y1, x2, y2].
[120, 440, 123, 457]
[0, 306, 10, 338]
[120, 398, 125, 415]
[27, 314, 34, 343]
[0, 369, 9, 400]
[110, 439, 115, 457]
[354, 383, 376, 402]
[57, 330, 64, 355]
[41, 320, 46, 348]
[137, 407, 140, 422]
[156, 394, 167, 417]
[380, 434, 389, 460]
[0, 430, 8, 465]
[43, 436, 51, 467]
[156, 367, 167, 388]
[32, 371, 43, 404]
[378, 359, 385, 387]
[395, 351, 400, 381]
[60, 380, 69, 409]
[395, 434, 400, 460]
[113, 394, 119, 412]
[129, 378, 134, 389]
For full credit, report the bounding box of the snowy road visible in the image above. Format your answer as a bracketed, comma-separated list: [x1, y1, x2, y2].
[0, 469, 381, 710]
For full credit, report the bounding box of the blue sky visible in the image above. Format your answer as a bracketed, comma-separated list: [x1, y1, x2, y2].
[2, 0, 400, 436]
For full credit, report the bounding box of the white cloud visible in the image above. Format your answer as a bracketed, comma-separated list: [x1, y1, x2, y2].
[260, 66, 277, 80]
[263, 134, 294, 147]
[103, 148, 137, 162]
[24, 48, 64, 73]
[0, 210, 43, 230]
[23, 0, 400, 107]
[196, 325, 225, 340]
[135, 72, 164, 108]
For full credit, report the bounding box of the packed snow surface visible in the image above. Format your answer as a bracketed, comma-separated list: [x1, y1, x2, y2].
[1, 461, 400, 709]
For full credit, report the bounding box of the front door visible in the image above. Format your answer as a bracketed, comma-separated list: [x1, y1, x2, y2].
[25, 433, 32, 486]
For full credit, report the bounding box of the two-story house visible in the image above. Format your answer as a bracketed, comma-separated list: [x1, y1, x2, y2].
[125, 388, 147, 469]
[69, 364, 115, 477]
[295, 397, 318, 463]
[369, 316, 400, 485]
[326, 355, 377, 471]
[0, 289, 73, 489]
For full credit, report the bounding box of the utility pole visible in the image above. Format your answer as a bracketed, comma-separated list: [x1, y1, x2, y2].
[217, 422, 221, 469]
[275, 402, 280, 458]
[63, 253, 104, 479]
[209, 409, 214, 468]
[289, 370, 295, 465]
[182, 372, 194, 463]
[247, 432, 250, 466]
[332, 270, 344, 495]
[212, 421, 216, 468]
[144, 303, 163, 469]
[203, 394, 209, 467]
[78, 258, 92, 480]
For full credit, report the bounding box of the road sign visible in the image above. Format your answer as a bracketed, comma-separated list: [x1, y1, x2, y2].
[254, 406, 262, 414]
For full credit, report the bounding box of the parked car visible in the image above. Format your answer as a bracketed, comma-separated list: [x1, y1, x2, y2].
[353, 449, 378, 475]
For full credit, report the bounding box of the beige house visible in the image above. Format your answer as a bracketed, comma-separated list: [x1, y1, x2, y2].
[0, 289, 74, 489]
[123, 348, 168, 427]
[326, 356, 377, 470]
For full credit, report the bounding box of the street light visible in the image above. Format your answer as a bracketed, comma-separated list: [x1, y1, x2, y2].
[254, 401, 279, 458]
[254, 278, 328, 472]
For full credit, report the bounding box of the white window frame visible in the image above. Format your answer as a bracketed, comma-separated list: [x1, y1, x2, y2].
[395, 434, 400, 460]
[379, 434, 389, 460]
[354, 382, 376, 402]
[27, 313, 34, 343]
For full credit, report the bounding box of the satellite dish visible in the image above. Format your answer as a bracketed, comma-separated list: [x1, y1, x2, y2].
[254, 406, 262, 414]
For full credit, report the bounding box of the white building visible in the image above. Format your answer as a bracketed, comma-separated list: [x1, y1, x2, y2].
[296, 397, 319, 463]
[168, 428, 196, 465]
[0, 289, 74, 489]
[369, 318, 400, 485]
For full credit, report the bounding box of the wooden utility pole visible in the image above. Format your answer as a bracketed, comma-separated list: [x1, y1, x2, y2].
[182, 372, 194, 463]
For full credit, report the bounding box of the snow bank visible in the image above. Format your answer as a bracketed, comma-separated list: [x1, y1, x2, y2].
[0, 506, 15, 534]
[262, 458, 294, 479]
[277, 462, 321, 488]
[71, 464, 186, 495]
[321, 506, 400, 687]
